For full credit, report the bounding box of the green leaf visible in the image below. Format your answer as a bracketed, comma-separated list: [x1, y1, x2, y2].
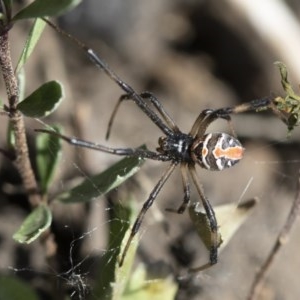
[1, 0, 12, 22]
[36, 125, 62, 194]
[189, 198, 258, 252]
[56, 154, 145, 203]
[13, 204, 52, 244]
[17, 81, 64, 118]
[12, 0, 82, 20]
[92, 197, 138, 299]
[189, 204, 223, 251]
[15, 18, 46, 74]
[0, 275, 38, 300]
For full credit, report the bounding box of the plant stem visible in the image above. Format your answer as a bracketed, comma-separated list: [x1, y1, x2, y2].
[0, 31, 41, 207]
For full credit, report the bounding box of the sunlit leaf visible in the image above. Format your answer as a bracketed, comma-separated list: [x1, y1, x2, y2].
[36, 125, 62, 194]
[93, 197, 138, 299]
[99, 197, 178, 300]
[12, 0, 82, 20]
[13, 204, 52, 243]
[215, 198, 258, 249]
[56, 154, 145, 203]
[17, 81, 63, 118]
[15, 18, 46, 74]
[121, 264, 178, 300]
[112, 200, 139, 300]
[0, 275, 38, 300]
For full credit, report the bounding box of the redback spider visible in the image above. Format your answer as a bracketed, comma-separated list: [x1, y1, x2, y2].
[37, 19, 272, 271]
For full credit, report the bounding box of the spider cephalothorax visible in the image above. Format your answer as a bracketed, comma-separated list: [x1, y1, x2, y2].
[157, 133, 194, 163]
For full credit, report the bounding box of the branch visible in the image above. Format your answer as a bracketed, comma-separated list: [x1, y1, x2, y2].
[0, 31, 41, 207]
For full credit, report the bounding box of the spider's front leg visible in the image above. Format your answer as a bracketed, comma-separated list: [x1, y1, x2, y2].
[191, 96, 273, 139]
[34, 129, 170, 161]
[190, 108, 235, 139]
[213, 96, 273, 118]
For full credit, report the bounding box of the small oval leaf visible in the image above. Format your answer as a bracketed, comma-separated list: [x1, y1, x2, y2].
[13, 204, 52, 244]
[12, 0, 82, 20]
[17, 81, 63, 118]
[36, 125, 62, 194]
[56, 154, 145, 203]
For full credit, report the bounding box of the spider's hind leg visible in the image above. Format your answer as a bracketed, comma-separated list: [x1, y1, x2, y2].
[165, 163, 190, 214]
[118, 162, 177, 267]
[189, 165, 219, 270]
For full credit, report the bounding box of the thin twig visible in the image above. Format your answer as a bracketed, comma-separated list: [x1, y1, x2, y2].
[247, 170, 300, 300]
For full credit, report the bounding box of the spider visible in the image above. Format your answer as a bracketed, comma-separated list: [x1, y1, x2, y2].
[38, 19, 273, 271]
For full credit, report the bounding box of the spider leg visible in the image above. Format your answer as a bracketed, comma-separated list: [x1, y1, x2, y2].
[211, 95, 298, 134]
[87, 49, 174, 137]
[165, 163, 190, 214]
[190, 109, 231, 138]
[106, 94, 128, 140]
[190, 96, 273, 138]
[35, 129, 170, 161]
[189, 110, 212, 137]
[189, 165, 218, 269]
[210, 96, 272, 117]
[119, 162, 177, 266]
[43, 19, 174, 138]
[177, 163, 191, 213]
[140, 92, 179, 131]
[226, 96, 272, 115]
[106, 91, 179, 140]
